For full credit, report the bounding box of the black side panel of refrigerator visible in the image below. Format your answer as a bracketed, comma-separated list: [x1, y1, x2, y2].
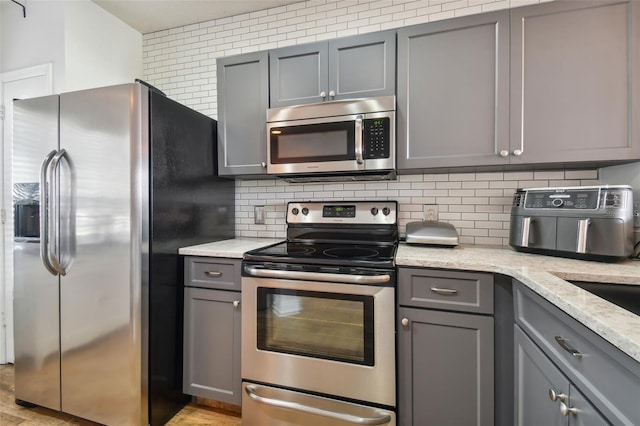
[148, 92, 235, 425]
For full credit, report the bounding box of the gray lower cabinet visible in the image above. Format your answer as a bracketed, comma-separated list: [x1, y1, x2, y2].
[183, 257, 242, 405]
[397, 11, 510, 170]
[514, 282, 640, 425]
[398, 268, 495, 426]
[514, 326, 608, 426]
[269, 31, 396, 108]
[217, 51, 269, 176]
[509, 0, 640, 165]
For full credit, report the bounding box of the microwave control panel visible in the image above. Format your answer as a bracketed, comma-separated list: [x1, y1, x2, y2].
[364, 117, 390, 159]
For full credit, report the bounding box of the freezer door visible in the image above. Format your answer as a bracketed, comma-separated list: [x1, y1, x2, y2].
[58, 84, 148, 425]
[12, 96, 62, 411]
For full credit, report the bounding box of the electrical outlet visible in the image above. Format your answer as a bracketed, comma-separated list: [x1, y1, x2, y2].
[254, 205, 265, 224]
[423, 204, 438, 222]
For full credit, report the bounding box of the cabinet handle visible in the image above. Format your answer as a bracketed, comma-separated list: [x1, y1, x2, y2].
[261, 162, 266, 168]
[329, 90, 335, 97]
[430, 287, 458, 295]
[554, 336, 582, 358]
[512, 149, 523, 156]
[499, 150, 509, 157]
[320, 91, 326, 98]
[401, 318, 409, 327]
[548, 388, 567, 403]
[233, 300, 240, 308]
[205, 271, 223, 278]
[559, 402, 578, 416]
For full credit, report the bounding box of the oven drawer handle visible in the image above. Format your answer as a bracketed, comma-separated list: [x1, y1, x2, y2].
[245, 384, 392, 425]
[244, 266, 391, 284]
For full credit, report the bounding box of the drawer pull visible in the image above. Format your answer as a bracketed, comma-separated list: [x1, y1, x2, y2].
[205, 271, 223, 278]
[430, 287, 458, 295]
[554, 336, 582, 358]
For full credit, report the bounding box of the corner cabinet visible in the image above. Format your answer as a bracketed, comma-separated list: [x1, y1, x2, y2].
[183, 257, 242, 405]
[514, 282, 640, 425]
[397, 11, 510, 170]
[269, 31, 396, 108]
[509, 0, 640, 165]
[217, 51, 269, 176]
[397, 268, 495, 426]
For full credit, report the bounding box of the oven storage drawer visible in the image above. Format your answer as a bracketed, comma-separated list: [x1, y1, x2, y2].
[184, 257, 241, 291]
[242, 382, 396, 426]
[514, 282, 640, 424]
[398, 267, 494, 314]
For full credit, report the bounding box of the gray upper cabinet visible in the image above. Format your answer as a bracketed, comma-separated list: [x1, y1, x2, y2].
[217, 51, 269, 176]
[397, 11, 510, 171]
[269, 31, 396, 108]
[509, 0, 640, 165]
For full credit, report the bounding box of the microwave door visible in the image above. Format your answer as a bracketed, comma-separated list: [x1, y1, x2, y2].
[267, 116, 364, 175]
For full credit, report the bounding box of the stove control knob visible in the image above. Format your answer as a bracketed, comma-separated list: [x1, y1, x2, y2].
[382, 207, 391, 216]
[291, 208, 299, 215]
[552, 198, 564, 207]
[371, 207, 379, 216]
[302, 207, 309, 216]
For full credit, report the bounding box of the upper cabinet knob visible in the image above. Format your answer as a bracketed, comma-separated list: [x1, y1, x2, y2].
[329, 90, 335, 97]
[261, 162, 266, 168]
[513, 149, 523, 156]
[320, 91, 326, 98]
[499, 150, 509, 157]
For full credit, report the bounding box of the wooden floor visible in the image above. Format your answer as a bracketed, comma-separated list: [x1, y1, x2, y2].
[0, 364, 242, 425]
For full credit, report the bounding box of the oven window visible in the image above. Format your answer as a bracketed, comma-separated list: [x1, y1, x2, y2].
[256, 288, 374, 366]
[270, 121, 355, 164]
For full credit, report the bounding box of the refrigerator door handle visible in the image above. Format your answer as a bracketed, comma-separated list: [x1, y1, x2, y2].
[40, 150, 58, 275]
[48, 149, 68, 276]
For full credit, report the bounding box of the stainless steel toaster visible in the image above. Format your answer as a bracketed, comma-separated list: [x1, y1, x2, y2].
[509, 185, 635, 261]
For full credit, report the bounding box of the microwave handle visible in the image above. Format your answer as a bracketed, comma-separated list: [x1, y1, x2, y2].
[355, 115, 364, 165]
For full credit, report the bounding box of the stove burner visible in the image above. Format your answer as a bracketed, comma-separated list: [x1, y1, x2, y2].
[268, 244, 316, 256]
[323, 247, 380, 259]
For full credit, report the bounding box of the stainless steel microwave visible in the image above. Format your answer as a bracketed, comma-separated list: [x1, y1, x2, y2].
[266, 96, 396, 180]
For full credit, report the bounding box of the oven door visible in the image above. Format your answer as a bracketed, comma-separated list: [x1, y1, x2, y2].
[267, 115, 365, 175]
[241, 271, 396, 408]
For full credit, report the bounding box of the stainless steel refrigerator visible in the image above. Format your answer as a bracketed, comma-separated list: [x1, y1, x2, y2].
[12, 82, 235, 425]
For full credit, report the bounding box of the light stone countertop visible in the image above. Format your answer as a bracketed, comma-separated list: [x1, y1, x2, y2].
[178, 238, 282, 258]
[397, 243, 640, 363]
[179, 238, 640, 363]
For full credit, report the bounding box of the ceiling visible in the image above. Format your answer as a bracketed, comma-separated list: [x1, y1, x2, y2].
[91, 0, 304, 34]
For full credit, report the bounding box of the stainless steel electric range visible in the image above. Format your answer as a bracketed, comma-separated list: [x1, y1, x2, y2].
[241, 200, 398, 426]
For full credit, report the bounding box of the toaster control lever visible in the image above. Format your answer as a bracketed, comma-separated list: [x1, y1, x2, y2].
[521, 217, 531, 247]
[576, 218, 591, 254]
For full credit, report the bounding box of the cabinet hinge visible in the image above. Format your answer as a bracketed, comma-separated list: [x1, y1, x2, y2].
[0, 209, 5, 224]
[0, 104, 5, 121]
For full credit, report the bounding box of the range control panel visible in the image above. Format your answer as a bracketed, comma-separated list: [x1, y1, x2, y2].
[287, 201, 397, 225]
[513, 186, 632, 210]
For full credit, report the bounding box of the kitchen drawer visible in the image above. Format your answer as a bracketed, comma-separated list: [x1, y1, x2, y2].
[514, 283, 640, 425]
[184, 257, 241, 291]
[398, 268, 493, 314]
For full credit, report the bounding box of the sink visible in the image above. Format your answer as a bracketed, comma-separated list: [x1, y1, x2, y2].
[568, 281, 640, 316]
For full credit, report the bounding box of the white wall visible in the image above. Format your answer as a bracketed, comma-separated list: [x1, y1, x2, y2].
[1, 0, 142, 93]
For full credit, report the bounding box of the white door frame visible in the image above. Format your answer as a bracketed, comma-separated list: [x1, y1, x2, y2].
[1, 63, 53, 364]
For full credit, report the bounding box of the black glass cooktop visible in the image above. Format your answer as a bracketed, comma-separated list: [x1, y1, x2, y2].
[244, 241, 397, 269]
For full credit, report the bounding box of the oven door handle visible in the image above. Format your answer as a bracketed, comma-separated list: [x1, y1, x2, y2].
[245, 384, 392, 425]
[244, 266, 390, 284]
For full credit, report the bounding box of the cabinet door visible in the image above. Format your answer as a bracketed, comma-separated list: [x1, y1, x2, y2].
[270, 42, 329, 107]
[514, 326, 609, 426]
[183, 287, 242, 405]
[397, 11, 510, 170]
[328, 31, 396, 100]
[217, 51, 269, 176]
[510, 0, 640, 165]
[398, 307, 494, 426]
